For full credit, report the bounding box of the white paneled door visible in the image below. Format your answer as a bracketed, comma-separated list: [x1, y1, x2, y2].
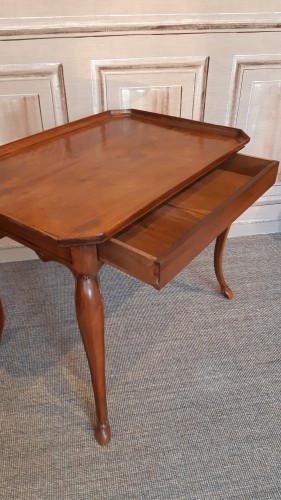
[91, 57, 209, 120]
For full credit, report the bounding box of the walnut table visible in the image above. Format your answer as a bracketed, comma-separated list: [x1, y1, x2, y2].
[0, 110, 278, 446]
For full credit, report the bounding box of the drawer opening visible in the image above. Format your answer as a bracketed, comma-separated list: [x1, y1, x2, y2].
[219, 153, 275, 177]
[98, 154, 278, 289]
[166, 167, 251, 217]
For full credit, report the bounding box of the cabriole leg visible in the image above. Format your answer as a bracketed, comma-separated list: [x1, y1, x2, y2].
[75, 274, 110, 446]
[214, 227, 233, 300]
[72, 246, 110, 446]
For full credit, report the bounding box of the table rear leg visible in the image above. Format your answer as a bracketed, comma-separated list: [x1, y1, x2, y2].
[214, 227, 233, 300]
[75, 274, 111, 446]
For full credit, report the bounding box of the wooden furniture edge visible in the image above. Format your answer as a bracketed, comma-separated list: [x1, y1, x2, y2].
[98, 238, 160, 287]
[129, 109, 250, 143]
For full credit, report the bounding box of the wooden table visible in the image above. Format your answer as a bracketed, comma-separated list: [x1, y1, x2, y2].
[0, 110, 278, 446]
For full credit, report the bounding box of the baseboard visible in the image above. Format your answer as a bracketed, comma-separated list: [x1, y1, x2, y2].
[230, 219, 281, 237]
[229, 197, 281, 237]
[0, 244, 37, 263]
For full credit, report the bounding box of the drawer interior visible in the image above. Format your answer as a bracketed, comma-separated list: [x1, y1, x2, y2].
[98, 154, 277, 288]
[106, 166, 252, 258]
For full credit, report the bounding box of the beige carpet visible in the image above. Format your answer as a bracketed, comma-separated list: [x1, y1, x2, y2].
[0, 234, 281, 500]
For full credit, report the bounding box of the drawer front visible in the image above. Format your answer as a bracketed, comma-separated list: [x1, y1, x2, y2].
[98, 238, 159, 286]
[98, 154, 278, 289]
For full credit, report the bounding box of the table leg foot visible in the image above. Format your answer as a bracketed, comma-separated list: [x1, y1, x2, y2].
[96, 420, 111, 446]
[214, 227, 233, 300]
[221, 285, 234, 300]
[75, 273, 110, 447]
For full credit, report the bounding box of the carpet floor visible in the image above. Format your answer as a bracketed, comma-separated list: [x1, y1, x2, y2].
[0, 234, 280, 500]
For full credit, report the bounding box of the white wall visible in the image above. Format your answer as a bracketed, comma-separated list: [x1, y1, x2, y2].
[1, 0, 281, 16]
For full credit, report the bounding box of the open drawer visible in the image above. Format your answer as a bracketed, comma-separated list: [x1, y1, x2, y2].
[98, 154, 278, 289]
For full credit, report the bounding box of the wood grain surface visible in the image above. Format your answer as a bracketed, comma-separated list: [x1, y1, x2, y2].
[0, 109, 249, 246]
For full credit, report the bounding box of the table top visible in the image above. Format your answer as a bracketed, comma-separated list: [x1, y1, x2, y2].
[0, 109, 249, 246]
